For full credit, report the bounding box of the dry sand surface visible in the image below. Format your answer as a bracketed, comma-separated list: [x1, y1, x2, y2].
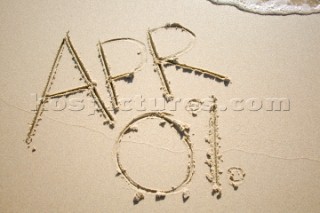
[0, 0, 320, 212]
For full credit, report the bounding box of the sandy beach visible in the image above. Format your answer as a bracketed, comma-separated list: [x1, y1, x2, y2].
[0, 0, 320, 212]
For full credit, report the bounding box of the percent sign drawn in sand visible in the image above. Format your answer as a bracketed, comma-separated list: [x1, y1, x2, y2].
[25, 23, 245, 202]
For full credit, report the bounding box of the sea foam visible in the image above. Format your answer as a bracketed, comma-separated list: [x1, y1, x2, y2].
[208, 0, 320, 15]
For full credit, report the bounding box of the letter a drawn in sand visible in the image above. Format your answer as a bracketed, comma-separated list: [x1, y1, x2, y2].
[25, 33, 114, 148]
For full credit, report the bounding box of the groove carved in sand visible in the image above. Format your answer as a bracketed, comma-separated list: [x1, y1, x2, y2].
[185, 99, 204, 117]
[25, 33, 114, 148]
[227, 167, 246, 190]
[205, 96, 223, 198]
[98, 38, 147, 110]
[147, 23, 229, 101]
[113, 112, 195, 197]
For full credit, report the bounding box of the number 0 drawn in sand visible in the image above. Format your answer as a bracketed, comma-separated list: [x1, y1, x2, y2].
[113, 112, 195, 197]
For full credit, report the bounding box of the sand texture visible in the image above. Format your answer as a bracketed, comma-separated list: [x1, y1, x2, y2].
[0, 0, 320, 212]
